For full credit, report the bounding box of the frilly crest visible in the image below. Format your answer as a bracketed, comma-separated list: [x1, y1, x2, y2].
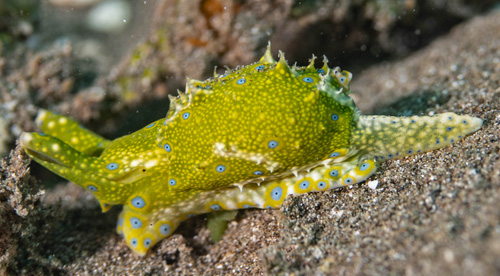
[164, 42, 355, 123]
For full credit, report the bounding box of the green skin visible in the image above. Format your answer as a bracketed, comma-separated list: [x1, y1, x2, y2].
[21, 45, 483, 256]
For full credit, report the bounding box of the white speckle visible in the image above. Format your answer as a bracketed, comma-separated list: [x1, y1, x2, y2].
[214, 142, 225, 152]
[130, 160, 141, 167]
[51, 144, 60, 152]
[367, 180, 379, 189]
[59, 117, 67, 124]
[20, 132, 33, 146]
[48, 121, 55, 129]
[144, 160, 158, 168]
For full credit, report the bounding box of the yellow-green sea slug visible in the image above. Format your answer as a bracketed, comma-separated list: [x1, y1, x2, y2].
[20, 45, 483, 256]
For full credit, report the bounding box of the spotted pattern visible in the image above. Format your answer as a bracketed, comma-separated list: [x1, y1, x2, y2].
[302, 77, 314, 83]
[131, 196, 146, 208]
[87, 185, 98, 192]
[106, 163, 119, 170]
[130, 217, 143, 229]
[20, 45, 483, 256]
[216, 165, 226, 173]
[143, 238, 153, 248]
[163, 143, 171, 152]
[159, 223, 172, 236]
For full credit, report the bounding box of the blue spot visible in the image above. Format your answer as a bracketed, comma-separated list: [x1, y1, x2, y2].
[359, 162, 370, 171]
[317, 181, 327, 189]
[411, 120, 416, 124]
[254, 170, 264, 176]
[144, 238, 152, 248]
[210, 204, 221, 211]
[436, 139, 440, 144]
[38, 132, 47, 136]
[182, 112, 190, 120]
[302, 77, 314, 83]
[299, 180, 310, 190]
[255, 65, 265, 70]
[130, 217, 143, 229]
[268, 140, 278, 149]
[407, 149, 414, 154]
[450, 139, 455, 143]
[388, 153, 394, 159]
[131, 238, 138, 247]
[88, 185, 98, 192]
[131, 196, 146, 208]
[329, 152, 340, 158]
[462, 120, 468, 124]
[243, 204, 253, 208]
[343, 177, 354, 185]
[448, 116, 453, 120]
[216, 165, 226, 173]
[164, 143, 172, 152]
[331, 114, 339, 121]
[329, 169, 339, 177]
[270, 186, 283, 201]
[119, 218, 124, 226]
[237, 78, 246, 85]
[169, 178, 176, 186]
[146, 122, 156, 128]
[106, 163, 119, 170]
[391, 121, 396, 124]
[317, 181, 326, 190]
[317, 69, 325, 73]
[446, 127, 454, 131]
[159, 224, 171, 236]
[339, 76, 346, 84]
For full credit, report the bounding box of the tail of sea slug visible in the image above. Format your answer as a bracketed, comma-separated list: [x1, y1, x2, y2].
[350, 112, 483, 161]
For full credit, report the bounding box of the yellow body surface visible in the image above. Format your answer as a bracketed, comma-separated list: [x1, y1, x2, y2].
[21, 45, 483, 255]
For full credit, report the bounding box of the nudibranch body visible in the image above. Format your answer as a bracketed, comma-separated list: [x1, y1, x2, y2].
[21, 45, 482, 256]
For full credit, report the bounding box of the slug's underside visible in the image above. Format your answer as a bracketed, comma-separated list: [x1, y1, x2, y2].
[21, 45, 482, 256]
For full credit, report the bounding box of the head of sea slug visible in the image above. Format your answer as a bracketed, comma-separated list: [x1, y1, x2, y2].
[20, 125, 163, 211]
